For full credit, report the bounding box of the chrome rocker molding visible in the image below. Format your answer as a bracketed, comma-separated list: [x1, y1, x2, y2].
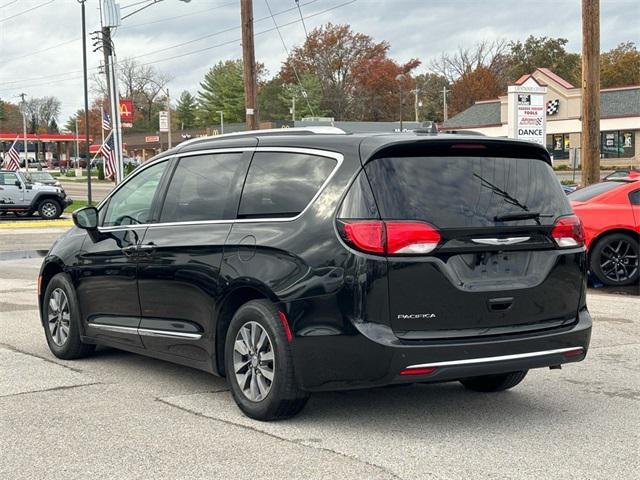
[90, 323, 202, 340]
[405, 347, 584, 369]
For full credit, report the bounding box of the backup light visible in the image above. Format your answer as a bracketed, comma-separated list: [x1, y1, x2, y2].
[551, 215, 585, 248]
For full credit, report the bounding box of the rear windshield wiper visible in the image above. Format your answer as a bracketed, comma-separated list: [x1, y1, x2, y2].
[494, 212, 553, 222]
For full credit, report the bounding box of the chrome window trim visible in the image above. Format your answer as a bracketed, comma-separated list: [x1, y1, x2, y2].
[405, 347, 584, 369]
[97, 147, 344, 232]
[89, 323, 202, 340]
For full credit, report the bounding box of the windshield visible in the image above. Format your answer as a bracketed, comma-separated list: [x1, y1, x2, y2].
[365, 156, 571, 228]
[27, 172, 54, 182]
[568, 181, 625, 202]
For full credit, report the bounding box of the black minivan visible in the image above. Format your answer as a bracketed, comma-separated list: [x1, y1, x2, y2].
[39, 128, 591, 420]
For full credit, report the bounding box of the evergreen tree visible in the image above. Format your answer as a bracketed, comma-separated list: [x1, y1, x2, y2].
[175, 91, 198, 129]
[197, 60, 245, 125]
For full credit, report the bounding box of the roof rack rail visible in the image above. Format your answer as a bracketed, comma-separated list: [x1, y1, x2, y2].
[177, 126, 347, 148]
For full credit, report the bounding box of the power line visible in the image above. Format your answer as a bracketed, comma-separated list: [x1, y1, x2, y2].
[3, 38, 79, 63]
[295, 0, 309, 38]
[263, 0, 315, 117]
[119, 1, 237, 30]
[0, 0, 356, 92]
[0, 0, 318, 86]
[0, 0, 55, 23]
[0, 1, 19, 9]
[126, 0, 319, 61]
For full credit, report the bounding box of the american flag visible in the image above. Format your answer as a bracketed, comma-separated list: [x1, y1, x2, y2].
[100, 133, 116, 180]
[102, 110, 111, 131]
[2, 138, 21, 171]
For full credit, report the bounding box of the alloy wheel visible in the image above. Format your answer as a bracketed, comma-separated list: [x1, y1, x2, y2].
[599, 238, 638, 284]
[233, 321, 275, 402]
[48, 288, 71, 346]
[41, 201, 58, 218]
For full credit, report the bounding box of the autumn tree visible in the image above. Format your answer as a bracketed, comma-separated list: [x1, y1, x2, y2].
[508, 36, 581, 86]
[175, 91, 198, 129]
[64, 99, 104, 140]
[0, 99, 23, 132]
[22, 96, 61, 133]
[281, 23, 390, 120]
[600, 42, 640, 88]
[350, 56, 420, 121]
[449, 66, 502, 116]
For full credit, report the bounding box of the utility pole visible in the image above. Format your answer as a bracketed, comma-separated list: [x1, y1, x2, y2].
[413, 88, 420, 123]
[166, 89, 172, 149]
[19, 93, 28, 172]
[216, 110, 224, 134]
[75, 118, 80, 168]
[240, 0, 258, 130]
[291, 96, 296, 122]
[442, 87, 449, 121]
[581, 0, 600, 186]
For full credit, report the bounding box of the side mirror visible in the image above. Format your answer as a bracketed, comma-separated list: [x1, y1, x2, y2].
[14, 180, 22, 188]
[73, 206, 99, 230]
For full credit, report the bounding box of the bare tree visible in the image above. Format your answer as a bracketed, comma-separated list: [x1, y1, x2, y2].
[91, 57, 172, 130]
[22, 96, 61, 133]
[430, 39, 510, 84]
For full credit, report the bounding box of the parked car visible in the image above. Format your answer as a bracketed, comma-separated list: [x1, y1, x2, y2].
[38, 128, 591, 420]
[561, 182, 579, 195]
[91, 156, 138, 170]
[19, 158, 48, 169]
[0, 169, 72, 219]
[24, 171, 61, 187]
[602, 168, 640, 181]
[569, 178, 640, 286]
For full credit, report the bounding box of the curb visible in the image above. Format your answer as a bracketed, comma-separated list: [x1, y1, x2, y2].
[0, 219, 74, 229]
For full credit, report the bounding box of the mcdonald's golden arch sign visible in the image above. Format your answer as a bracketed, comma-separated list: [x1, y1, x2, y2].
[119, 99, 133, 128]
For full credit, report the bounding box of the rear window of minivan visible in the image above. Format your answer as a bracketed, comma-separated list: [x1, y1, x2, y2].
[365, 156, 571, 228]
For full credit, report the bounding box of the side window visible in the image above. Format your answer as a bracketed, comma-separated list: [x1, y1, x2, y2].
[0, 172, 19, 186]
[238, 152, 336, 218]
[102, 160, 167, 227]
[160, 152, 249, 222]
[629, 189, 640, 205]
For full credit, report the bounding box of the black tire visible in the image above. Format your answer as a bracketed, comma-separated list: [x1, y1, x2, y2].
[590, 233, 639, 286]
[224, 299, 309, 421]
[38, 198, 62, 220]
[43, 273, 95, 360]
[460, 371, 528, 392]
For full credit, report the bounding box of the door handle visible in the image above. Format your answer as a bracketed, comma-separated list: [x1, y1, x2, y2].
[121, 245, 138, 256]
[138, 243, 157, 255]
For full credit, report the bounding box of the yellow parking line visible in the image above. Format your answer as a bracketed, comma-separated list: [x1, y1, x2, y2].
[0, 219, 74, 229]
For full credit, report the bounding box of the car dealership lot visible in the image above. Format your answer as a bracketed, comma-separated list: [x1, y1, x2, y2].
[0, 234, 638, 479]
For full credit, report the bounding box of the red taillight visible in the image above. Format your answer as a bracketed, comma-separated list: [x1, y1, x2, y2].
[338, 220, 441, 255]
[386, 221, 441, 254]
[400, 367, 437, 376]
[551, 215, 584, 248]
[341, 221, 385, 253]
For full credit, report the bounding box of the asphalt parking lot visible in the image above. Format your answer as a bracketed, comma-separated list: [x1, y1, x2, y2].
[1, 228, 638, 479]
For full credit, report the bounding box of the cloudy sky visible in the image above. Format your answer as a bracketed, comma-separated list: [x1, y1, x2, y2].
[1, 0, 638, 126]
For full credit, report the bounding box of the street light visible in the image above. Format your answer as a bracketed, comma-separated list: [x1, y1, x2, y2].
[78, 0, 92, 204]
[396, 74, 405, 132]
[216, 111, 224, 134]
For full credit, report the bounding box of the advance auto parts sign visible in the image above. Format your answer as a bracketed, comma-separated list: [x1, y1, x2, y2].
[516, 94, 545, 145]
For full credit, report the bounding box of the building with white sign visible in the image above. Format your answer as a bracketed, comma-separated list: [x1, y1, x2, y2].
[442, 68, 639, 163]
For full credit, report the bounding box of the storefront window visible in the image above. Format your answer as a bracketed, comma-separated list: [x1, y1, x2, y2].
[601, 130, 635, 159]
[547, 133, 570, 160]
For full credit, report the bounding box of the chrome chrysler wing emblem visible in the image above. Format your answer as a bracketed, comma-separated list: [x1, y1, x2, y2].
[471, 237, 531, 246]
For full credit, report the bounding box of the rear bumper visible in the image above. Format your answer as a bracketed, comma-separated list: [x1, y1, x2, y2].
[292, 308, 592, 392]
